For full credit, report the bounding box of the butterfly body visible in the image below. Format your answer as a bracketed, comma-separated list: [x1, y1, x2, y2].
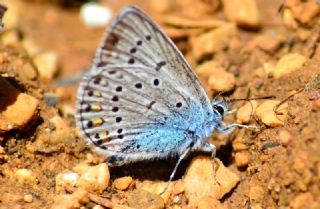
[76, 6, 237, 169]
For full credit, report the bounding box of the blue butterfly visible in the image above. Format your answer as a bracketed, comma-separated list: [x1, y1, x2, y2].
[76, 6, 250, 184]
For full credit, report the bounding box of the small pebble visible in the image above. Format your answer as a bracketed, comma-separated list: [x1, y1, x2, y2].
[172, 180, 184, 195]
[80, 2, 113, 28]
[127, 189, 164, 209]
[235, 151, 250, 167]
[263, 62, 276, 76]
[257, 30, 285, 53]
[249, 186, 264, 202]
[36, 116, 71, 146]
[92, 205, 104, 209]
[22, 62, 37, 80]
[183, 156, 239, 205]
[223, 0, 260, 29]
[23, 194, 33, 203]
[191, 23, 237, 60]
[33, 51, 59, 80]
[136, 180, 173, 204]
[15, 169, 37, 184]
[21, 38, 41, 56]
[282, 8, 298, 29]
[197, 196, 227, 209]
[236, 101, 258, 124]
[273, 53, 307, 79]
[196, 60, 235, 92]
[44, 93, 60, 106]
[255, 100, 288, 127]
[55, 172, 79, 191]
[1, 30, 20, 47]
[208, 70, 235, 92]
[52, 189, 89, 209]
[278, 129, 294, 146]
[196, 60, 223, 77]
[251, 204, 263, 209]
[113, 176, 133, 191]
[76, 163, 110, 193]
[232, 130, 248, 151]
[312, 99, 320, 111]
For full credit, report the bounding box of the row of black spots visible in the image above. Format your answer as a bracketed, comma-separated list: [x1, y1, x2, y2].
[132, 78, 160, 91]
[126, 35, 152, 64]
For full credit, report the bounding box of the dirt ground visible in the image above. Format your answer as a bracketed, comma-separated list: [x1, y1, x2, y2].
[0, 0, 320, 208]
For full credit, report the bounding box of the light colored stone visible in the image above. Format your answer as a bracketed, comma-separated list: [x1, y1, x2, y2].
[128, 189, 164, 209]
[255, 100, 288, 127]
[223, 0, 260, 28]
[196, 60, 235, 92]
[1, 92, 39, 128]
[232, 129, 248, 151]
[22, 38, 41, 56]
[263, 62, 276, 76]
[191, 23, 237, 60]
[80, 2, 113, 28]
[48, 116, 70, 144]
[23, 194, 33, 203]
[183, 156, 240, 206]
[235, 151, 250, 167]
[76, 163, 110, 193]
[236, 101, 258, 124]
[257, 30, 285, 53]
[279, 129, 294, 146]
[273, 53, 307, 79]
[0, 77, 39, 132]
[196, 60, 223, 77]
[208, 70, 235, 92]
[56, 172, 79, 191]
[249, 186, 264, 201]
[136, 180, 173, 204]
[52, 189, 89, 209]
[197, 196, 227, 209]
[92, 205, 104, 209]
[282, 8, 298, 29]
[33, 51, 59, 80]
[22, 62, 37, 80]
[113, 176, 133, 191]
[1, 30, 20, 47]
[172, 180, 184, 195]
[15, 169, 37, 184]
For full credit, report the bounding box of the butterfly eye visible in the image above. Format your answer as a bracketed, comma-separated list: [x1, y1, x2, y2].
[215, 105, 224, 115]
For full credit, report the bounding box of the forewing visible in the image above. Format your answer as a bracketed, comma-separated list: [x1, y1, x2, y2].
[76, 6, 212, 160]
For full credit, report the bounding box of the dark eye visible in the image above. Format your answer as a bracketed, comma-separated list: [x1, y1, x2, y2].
[215, 105, 224, 115]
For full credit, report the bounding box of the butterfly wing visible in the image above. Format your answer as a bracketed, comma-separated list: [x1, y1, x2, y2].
[76, 6, 213, 166]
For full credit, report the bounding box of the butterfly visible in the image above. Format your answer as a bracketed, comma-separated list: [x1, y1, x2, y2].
[76, 6, 250, 183]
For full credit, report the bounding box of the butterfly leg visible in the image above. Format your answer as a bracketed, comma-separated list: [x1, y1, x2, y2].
[160, 146, 191, 195]
[198, 143, 220, 178]
[217, 123, 256, 135]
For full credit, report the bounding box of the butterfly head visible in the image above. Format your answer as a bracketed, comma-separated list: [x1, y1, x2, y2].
[211, 100, 228, 118]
